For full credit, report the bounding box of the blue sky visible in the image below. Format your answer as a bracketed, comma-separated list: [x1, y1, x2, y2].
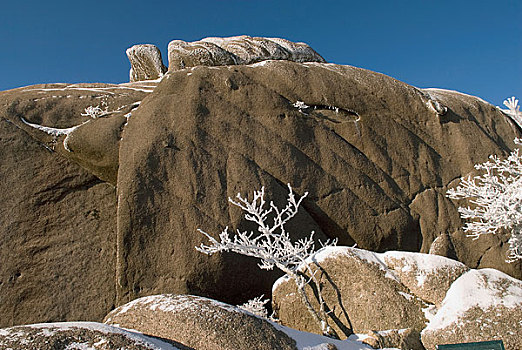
[1, 0, 520, 106]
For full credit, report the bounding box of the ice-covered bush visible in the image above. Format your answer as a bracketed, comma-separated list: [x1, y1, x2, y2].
[196, 184, 341, 338]
[237, 295, 270, 319]
[81, 104, 108, 118]
[447, 97, 522, 261]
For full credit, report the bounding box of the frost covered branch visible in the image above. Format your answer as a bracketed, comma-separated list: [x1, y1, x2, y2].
[196, 184, 340, 337]
[81, 104, 109, 118]
[447, 98, 522, 261]
[237, 295, 270, 319]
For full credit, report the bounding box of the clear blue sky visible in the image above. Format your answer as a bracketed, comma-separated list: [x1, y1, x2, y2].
[1, 0, 520, 106]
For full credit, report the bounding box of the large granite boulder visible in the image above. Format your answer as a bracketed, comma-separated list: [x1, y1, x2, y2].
[167, 35, 325, 71]
[0, 322, 180, 349]
[421, 268, 522, 350]
[104, 294, 297, 350]
[116, 60, 520, 307]
[0, 83, 153, 327]
[272, 247, 428, 339]
[383, 251, 469, 306]
[127, 44, 168, 82]
[2, 55, 522, 328]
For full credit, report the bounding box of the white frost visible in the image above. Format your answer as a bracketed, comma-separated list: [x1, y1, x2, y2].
[424, 268, 522, 331]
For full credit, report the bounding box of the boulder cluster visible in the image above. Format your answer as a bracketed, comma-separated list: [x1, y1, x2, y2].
[127, 35, 325, 82]
[0, 36, 520, 349]
[0, 249, 519, 349]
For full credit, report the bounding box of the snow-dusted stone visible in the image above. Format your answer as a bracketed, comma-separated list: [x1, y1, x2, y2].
[272, 247, 428, 340]
[167, 40, 237, 71]
[382, 251, 469, 306]
[104, 294, 297, 350]
[167, 36, 325, 71]
[127, 44, 167, 82]
[420, 268, 522, 350]
[0, 322, 180, 350]
[361, 328, 424, 350]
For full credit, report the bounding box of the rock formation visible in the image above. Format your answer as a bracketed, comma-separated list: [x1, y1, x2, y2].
[127, 44, 167, 82]
[0, 322, 180, 349]
[0, 82, 153, 327]
[272, 247, 521, 350]
[104, 294, 297, 350]
[1, 49, 521, 328]
[167, 35, 325, 70]
[420, 268, 522, 350]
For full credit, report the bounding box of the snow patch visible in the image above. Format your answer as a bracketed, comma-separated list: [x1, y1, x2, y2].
[20, 322, 179, 350]
[382, 251, 466, 287]
[270, 320, 375, 350]
[424, 268, 522, 331]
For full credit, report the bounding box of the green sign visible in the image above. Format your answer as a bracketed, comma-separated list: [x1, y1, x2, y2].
[437, 340, 505, 350]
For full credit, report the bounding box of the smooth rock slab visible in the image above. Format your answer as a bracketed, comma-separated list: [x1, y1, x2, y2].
[104, 294, 297, 350]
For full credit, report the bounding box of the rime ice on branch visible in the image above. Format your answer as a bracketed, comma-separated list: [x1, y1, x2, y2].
[447, 97, 522, 261]
[196, 184, 343, 338]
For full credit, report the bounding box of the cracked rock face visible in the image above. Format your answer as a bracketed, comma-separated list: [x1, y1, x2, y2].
[0, 60, 520, 327]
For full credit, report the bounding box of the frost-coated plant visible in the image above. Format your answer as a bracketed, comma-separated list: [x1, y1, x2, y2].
[447, 97, 522, 261]
[237, 295, 270, 319]
[503, 96, 522, 128]
[81, 104, 108, 118]
[196, 184, 341, 338]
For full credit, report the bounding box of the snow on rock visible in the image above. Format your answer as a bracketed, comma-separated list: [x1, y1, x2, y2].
[127, 44, 167, 82]
[167, 35, 325, 71]
[0, 322, 179, 350]
[382, 251, 469, 306]
[421, 268, 522, 350]
[273, 246, 427, 341]
[104, 294, 297, 350]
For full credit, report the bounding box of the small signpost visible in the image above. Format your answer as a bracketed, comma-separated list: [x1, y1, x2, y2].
[436, 340, 505, 350]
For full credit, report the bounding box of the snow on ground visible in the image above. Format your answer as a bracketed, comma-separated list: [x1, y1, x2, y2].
[271, 321, 395, 350]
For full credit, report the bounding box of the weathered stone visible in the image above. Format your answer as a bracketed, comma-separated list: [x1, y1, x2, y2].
[0, 83, 152, 327]
[383, 251, 469, 307]
[0, 322, 180, 349]
[168, 40, 237, 70]
[428, 232, 457, 260]
[104, 294, 297, 350]
[420, 268, 522, 350]
[362, 328, 424, 350]
[117, 60, 520, 308]
[167, 36, 325, 71]
[272, 247, 428, 338]
[127, 44, 167, 82]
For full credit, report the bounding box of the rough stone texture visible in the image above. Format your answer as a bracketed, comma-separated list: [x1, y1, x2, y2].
[0, 83, 153, 327]
[2, 58, 522, 327]
[272, 247, 428, 338]
[428, 232, 457, 259]
[362, 328, 424, 350]
[104, 294, 297, 350]
[117, 60, 521, 307]
[127, 44, 167, 82]
[420, 269, 522, 350]
[167, 35, 325, 71]
[0, 322, 180, 350]
[383, 251, 469, 306]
